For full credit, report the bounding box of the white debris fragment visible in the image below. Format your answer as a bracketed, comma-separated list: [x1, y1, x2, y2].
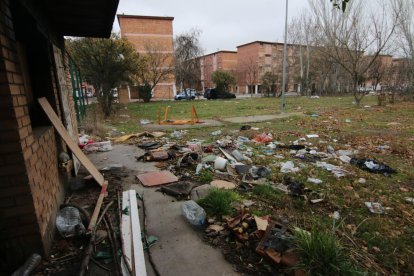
[280, 161, 300, 173]
[307, 178, 323, 184]
[306, 134, 319, 138]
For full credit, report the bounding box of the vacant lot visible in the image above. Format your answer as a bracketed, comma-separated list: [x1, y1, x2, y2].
[86, 96, 414, 274]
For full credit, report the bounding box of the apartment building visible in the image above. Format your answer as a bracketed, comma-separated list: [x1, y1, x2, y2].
[199, 50, 237, 91]
[118, 14, 176, 99]
[236, 41, 300, 94]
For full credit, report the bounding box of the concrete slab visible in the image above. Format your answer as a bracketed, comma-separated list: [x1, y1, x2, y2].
[88, 145, 238, 276]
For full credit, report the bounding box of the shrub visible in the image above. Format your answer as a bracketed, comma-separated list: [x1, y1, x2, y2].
[198, 188, 240, 217]
[294, 229, 362, 275]
[139, 83, 152, 103]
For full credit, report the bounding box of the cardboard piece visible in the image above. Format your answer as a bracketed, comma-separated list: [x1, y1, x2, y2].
[211, 180, 236, 190]
[137, 171, 178, 187]
[38, 98, 104, 186]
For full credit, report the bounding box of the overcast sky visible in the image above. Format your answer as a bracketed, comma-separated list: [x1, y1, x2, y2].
[115, 0, 310, 54]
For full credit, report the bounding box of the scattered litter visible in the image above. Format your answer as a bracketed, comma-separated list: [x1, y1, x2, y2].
[202, 155, 217, 163]
[231, 150, 249, 162]
[190, 184, 212, 201]
[214, 157, 228, 171]
[237, 136, 250, 143]
[339, 155, 351, 163]
[235, 164, 252, 175]
[365, 202, 385, 214]
[345, 119, 352, 123]
[138, 141, 161, 150]
[171, 130, 187, 139]
[181, 200, 206, 227]
[285, 177, 305, 196]
[177, 152, 200, 167]
[310, 199, 324, 204]
[56, 206, 86, 238]
[405, 197, 414, 204]
[240, 125, 252, 131]
[211, 180, 236, 190]
[316, 161, 350, 178]
[310, 95, 320, 99]
[306, 134, 319, 138]
[377, 145, 390, 150]
[358, 178, 366, 184]
[242, 200, 255, 207]
[364, 105, 371, 108]
[84, 141, 113, 152]
[140, 119, 151, 125]
[253, 133, 273, 143]
[211, 130, 222, 136]
[280, 161, 300, 173]
[351, 158, 396, 175]
[254, 215, 269, 231]
[256, 223, 298, 267]
[311, 114, 319, 117]
[160, 182, 195, 199]
[249, 166, 271, 179]
[207, 225, 224, 232]
[307, 178, 323, 184]
[101, 163, 123, 171]
[137, 171, 178, 187]
[336, 150, 354, 157]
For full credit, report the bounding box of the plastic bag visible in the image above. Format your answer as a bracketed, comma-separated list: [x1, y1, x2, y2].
[253, 133, 273, 143]
[56, 207, 86, 238]
[181, 200, 206, 227]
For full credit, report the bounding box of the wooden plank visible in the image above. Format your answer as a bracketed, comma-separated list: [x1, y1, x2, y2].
[121, 191, 133, 274]
[38, 97, 104, 185]
[87, 181, 108, 231]
[129, 190, 147, 276]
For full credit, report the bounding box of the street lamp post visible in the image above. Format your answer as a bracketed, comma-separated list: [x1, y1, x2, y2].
[281, 0, 289, 113]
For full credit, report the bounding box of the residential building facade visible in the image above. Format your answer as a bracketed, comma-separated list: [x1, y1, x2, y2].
[200, 50, 237, 91]
[118, 14, 176, 100]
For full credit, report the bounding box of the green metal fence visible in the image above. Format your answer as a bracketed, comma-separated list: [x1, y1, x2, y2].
[68, 58, 86, 122]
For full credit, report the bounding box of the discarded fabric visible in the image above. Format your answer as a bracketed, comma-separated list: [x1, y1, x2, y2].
[350, 158, 396, 175]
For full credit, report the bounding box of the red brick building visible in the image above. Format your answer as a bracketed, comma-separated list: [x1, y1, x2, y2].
[118, 15, 176, 100]
[199, 50, 237, 91]
[236, 41, 300, 94]
[0, 0, 118, 271]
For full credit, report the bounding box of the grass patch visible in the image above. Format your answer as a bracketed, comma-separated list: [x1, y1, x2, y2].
[294, 229, 362, 275]
[197, 169, 214, 183]
[252, 184, 282, 200]
[198, 188, 240, 218]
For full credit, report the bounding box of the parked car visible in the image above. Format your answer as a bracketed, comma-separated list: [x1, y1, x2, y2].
[174, 89, 196, 100]
[204, 88, 236, 100]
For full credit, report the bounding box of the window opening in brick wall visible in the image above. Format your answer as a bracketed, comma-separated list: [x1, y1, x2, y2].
[11, 1, 56, 128]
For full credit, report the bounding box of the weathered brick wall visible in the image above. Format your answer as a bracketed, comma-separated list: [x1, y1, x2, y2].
[28, 127, 63, 246]
[200, 51, 238, 90]
[0, 0, 43, 269]
[0, 0, 66, 270]
[118, 15, 176, 99]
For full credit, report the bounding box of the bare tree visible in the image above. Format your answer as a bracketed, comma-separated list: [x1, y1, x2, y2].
[392, 0, 414, 99]
[310, 0, 400, 106]
[174, 28, 203, 91]
[135, 41, 174, 101]
[241, 57, 259, 96]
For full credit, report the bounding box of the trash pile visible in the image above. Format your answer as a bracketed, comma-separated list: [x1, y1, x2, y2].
[115, 126, 399, 273]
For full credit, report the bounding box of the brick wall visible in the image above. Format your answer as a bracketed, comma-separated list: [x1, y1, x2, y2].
[0, 0, 43, 269]
[118, 15, 176, 99]
[0, 0, 66, 270]
[200, 51, 237, 90]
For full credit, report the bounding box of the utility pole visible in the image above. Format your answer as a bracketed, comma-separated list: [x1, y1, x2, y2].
[281, 0, 289, 113]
